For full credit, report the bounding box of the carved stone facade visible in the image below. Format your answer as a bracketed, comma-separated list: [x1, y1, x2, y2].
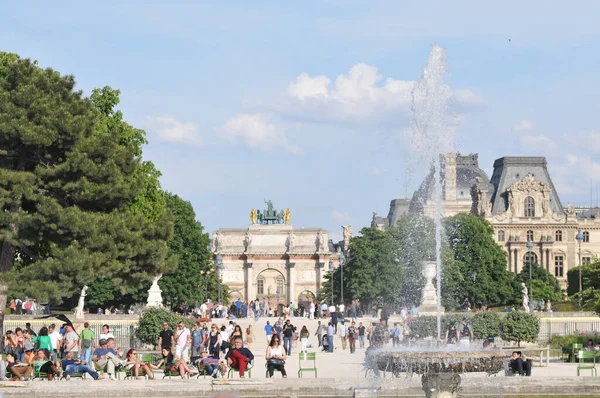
[377, 155, 600, 287]
[212, 224, 345, 311]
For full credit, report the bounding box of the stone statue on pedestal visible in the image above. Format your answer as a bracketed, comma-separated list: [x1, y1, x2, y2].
[521, 282, 530, 313]
[146, 275, 163, 307]
[75, 285, 88, 319]
[286, 232, 296, 253]
[244, 231, 252, 253]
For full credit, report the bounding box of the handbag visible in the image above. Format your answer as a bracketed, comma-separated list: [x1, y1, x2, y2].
[267, 358, 285, 366]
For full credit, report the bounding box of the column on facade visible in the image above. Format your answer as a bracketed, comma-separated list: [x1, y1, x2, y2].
[288, 261, 296, 306]
[539, 247, 543, 270]
[245, 260, 253, 302]
[508, 246, 512, 272]
[317, 261, 324, 292]
[546, 249, 550, 273]
[514, 248, 520, 274]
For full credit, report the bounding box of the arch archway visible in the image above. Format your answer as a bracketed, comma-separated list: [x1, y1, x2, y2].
[297, 290, 315, 316]
[255, 268, 286, 315]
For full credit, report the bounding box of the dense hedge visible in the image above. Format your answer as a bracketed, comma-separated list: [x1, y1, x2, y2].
[499, 312, 539, 346]
[471, 312, 502, 339]
[136, 307, 195, 347]
[547, 332, 600, 349]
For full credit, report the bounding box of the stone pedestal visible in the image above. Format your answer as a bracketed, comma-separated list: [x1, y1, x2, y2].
[418, 261, 443, 315]
[146, 275, 163, 307]
[421, 373, 461, 398]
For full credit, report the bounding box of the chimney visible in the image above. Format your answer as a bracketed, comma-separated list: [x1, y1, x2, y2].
[445, 153, 457, 201]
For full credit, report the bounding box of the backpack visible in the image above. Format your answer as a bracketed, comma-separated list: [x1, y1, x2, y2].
[461, 324, 470, 337]
[81, 328, 94, 349]
[391, 327, 400, 338]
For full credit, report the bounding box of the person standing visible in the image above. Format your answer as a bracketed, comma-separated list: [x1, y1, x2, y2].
[282, 319, 295, 356]
[264, 321, 273, 344]
[315, 321, 323, 348]
[208, 324, 221, 360]
[390, 323, 401, 347]
[157, 322, 174, 351]
[457, 317, 473, 346]
[327, 322, 334, 353]
[338, 321, 347, 350]
[191, 322, 203, 360]
[79, 322, 95, 366]
[348, 321, 357, 354]
[309, 301, 315, 320]
[174, 321, 191, 363]
[246, 325, 254, 348]
[299, 326, 309, 353]
[358, 322, 366, 349]
[63, 325, 79, 359]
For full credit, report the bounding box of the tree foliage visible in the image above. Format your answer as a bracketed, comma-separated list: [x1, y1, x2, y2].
[0, 53, 173, 303]
[135, 307, 195, 347]
[516, 262, 563, 302]
[471, 312, 502, 339]
[500, 312, 540, 347]
[444, 214, 514, 307]
[158, 193, 221, 309]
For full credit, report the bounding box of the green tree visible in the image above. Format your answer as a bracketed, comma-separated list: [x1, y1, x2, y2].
[516, 262, 563, 303]
[136, 307, 195, 347]
[500, 312, 540, 347]
[444, 214, 514, 307]
[567, 258, 600, 311]
[341, 227, 403, 307]
[471, 312, 501, 339]
[0, 54, 173, 303]
[159, 193, 221, 309]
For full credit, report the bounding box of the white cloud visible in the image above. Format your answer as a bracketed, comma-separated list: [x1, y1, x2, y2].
[277, 63, 483, 126]
[518, 133, 559, 156]
[215, 113, 302, 154]
[570, 131, 600, 152]
[513, 120, 534, 132]
[551, 154, 600, 197]
[149, 115, 202, 146]
[331, 210, 352, 224]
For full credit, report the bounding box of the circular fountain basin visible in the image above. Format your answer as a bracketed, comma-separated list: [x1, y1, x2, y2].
[366, 346, 511, 375]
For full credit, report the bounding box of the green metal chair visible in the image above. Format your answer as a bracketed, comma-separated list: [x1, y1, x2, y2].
[571, 343, 583, 363]
[124, 353, 154, 380]
[298, 352, 317, 378]
[226, 360, 253, 378]
[577, 350, 597, 376]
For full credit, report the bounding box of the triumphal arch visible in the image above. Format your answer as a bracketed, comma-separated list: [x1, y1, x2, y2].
[212, 201, 347, 312]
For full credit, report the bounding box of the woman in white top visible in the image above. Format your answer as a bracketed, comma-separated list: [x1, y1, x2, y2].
[265, 334, 287, 377]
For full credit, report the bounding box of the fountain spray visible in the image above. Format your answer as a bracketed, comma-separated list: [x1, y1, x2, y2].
[410, 44, 453, 342]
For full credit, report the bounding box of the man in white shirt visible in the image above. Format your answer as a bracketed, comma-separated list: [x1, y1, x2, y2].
[174, 321, 191, 362]
[309, 301, 315, 320]
[63, 325, 80, 358]
[328, 304, 336, 316]
[200, 301, 208, 318]
[339, 303, 346, 317]
[48, 324, 62, 360]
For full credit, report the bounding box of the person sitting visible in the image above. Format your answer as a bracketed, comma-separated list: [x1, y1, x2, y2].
[124, 349, 155, 380]
[30, 349, 61, 380]
[509, 351, 531, 376]
[225, 337, 254, 378]
[61, 350, 99, 380]
[584, 339, 598, 351]
[92, 339, 121, 380]
[196, 349, 220, 378]
[265, 334, 287, 378]
[6, 353, 33, 381]
[152, 347, 196, 379]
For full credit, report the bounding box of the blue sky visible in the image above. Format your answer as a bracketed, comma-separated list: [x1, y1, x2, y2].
[4, 1, 600, 241]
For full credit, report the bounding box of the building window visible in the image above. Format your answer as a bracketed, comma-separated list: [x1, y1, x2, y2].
[524, 251, 538, 265]
[524, 196, 535, 217]
[498, 230, 505, 242]
[582, 256, 592, 265]
[583, 231, 590, 242]
[527, 230, 534, 241]
[555, 230, 562, 242]
[257, 279, 264, 295]
[554, 256, 564, 277]
[276, 279, 284, 295]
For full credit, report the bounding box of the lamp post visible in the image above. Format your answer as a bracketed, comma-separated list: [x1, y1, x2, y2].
[215, 254, 224, 306]
[576, 228, 583, 311]
[329, 260, 335, 306]
[339, 252, 346, 305]
[526, 240, 533, 311]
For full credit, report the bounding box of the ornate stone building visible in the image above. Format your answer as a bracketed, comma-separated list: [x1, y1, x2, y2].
[374, 154, 600, 286]
[212, 204, 348, 311]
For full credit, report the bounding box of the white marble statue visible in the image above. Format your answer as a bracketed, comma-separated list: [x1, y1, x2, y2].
[146, 274, 163, 307]
[287, 232, 296, 253]
[521, 282, 530, 313]
[75, 285, 88, 319]
[212, 231, 221, 253]
[317, 230, 325, 252]
[244, 231, 252, 252]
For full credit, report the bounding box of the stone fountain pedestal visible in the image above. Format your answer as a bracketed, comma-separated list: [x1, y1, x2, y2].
[421, 373, 461, 398]
[418, 261, 444, 315]
[146, 275, 163, 307]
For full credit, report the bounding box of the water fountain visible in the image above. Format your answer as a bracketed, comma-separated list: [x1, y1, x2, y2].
[365, 44, 511, 398]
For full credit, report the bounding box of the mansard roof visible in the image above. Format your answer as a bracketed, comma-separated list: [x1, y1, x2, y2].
[489, 156, 564, 215]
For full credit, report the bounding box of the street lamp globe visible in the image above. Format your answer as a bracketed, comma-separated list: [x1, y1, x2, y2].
[576, 228, 584, 311]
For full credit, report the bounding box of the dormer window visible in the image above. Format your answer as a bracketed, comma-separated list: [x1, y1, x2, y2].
[524, 197, 535, 217]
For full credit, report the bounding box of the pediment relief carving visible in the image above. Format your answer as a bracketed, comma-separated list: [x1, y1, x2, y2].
[507, 173, 550, 194]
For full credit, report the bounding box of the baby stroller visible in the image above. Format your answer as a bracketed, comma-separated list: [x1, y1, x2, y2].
[321, 335, 330, 352]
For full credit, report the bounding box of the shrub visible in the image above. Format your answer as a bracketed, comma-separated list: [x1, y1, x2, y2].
[500, 312, 539, 347]
[471, 312, 501, 339]
[547, 332, 600, 349]
[408, 316, 437, 339]
[135, 307, 195, 347]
